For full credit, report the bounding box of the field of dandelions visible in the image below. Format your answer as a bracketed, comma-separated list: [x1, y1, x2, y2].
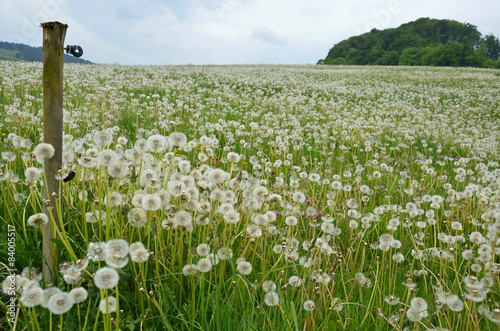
[0, 61, 500, 331]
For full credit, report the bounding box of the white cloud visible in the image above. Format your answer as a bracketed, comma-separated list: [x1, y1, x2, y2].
[252, 27, 287, 45]
[0, 0, 499, 64]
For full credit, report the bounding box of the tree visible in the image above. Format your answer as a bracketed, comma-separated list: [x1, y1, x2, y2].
[399, 48, 422, 66]
[321, 17, 499, 68]
[481, 34, 500, 61]
[377, 51, 400, 65]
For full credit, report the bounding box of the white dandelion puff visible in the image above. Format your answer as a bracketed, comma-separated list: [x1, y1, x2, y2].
[236, 261, 252, 275]
[94, 267, 119, 289]
[47, 292, 74, 315]
[99, 296, 117, 314]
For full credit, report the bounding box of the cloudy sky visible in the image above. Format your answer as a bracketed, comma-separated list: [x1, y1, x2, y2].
[1, 0, 499, 65]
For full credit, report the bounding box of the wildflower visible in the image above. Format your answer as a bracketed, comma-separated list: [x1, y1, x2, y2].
[487, 309, 500, 323]
[24, 167, 42, 181]
[197, 258, 213, 273]
[20, 269, 41, 284]
[105, 254, 129, 269]
[139, 169, 158, 187]
[196, 243, 210, 257]
[303, 300, 315, 312]
[20, 138, 33, 149]
[262, 280, 277, 293]
[173, 210, 192, 228]
[182, 264, 198, 276]
[69, 287, 88, 303]
[86, 211, 106, 224]
[236, 261, 252, 275]
[108, 163, 129, 178]
[406, 306, 428, 322]
[147, 134, 168, 152]
[94, 267, 119, 289]
[106, 239, 129, 258]
[217, 247, 233, 260]
[63, 267, 82, 285]
[223, 211, 240, 224]
[178, 160, 191, 174]
[289, 275, 302, 287]
[129, 242, 149, 263]
[393, 253, 405, 263]
[216, 203, 235, 216]
[331, 298, 343, 311]
[34, 143, 55, 162]
[127, 208, 147, 227]
[285, 216, 298, 226]
[20, 287, 44, 307]
[207, 169, 228, 185]
[469, 231, 485, 244]
[227, 152, 240, 163]
[142, 194, 162, 211]
[99, 296, 117, 314]
[411, 297, 428, 311]
[117, 136, 128, 145]
[41, 287, 62, 308]
[104, 191, 123, 207]
[292, 191, 306, 203]
[464, 289, 487, 302]
[93, 130, 113, 147]
[157, 189, 172, 206]
[384, 295, 400, 305]
[447, 297, 464, 312]
[246, 225, 263, 238]
[198, 153, 208, 162]
[48, 292, 74, 315]
[347, 198, 358, 209]
[379, 234, 394, 246]
[27, 213, 49, 229]
[264, 291, 280, 307]
[169, 132, 187, 147]
[97, 150, 118, 167]
[253, 186, 269, 200]
[321, 222, 335, 234]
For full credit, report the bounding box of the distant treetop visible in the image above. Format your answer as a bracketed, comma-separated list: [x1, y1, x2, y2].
[319, 18, 500, 68]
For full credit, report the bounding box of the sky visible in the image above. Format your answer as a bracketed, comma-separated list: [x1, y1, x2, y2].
[1, 0, 499, 65]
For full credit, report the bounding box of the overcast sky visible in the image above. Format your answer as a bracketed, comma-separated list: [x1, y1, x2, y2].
[1, 0, 499, 65]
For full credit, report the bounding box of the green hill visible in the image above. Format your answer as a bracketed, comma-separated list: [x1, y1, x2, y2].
[0, 41, 91, 63]
[319, 18, 500, 68]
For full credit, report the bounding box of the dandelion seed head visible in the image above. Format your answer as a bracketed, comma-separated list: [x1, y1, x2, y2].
[47, 292, 74, 315]
[303, 300, 315, 312]
[27, 213, 49, 229]
[34, 143, 55, 162]
[20, 287, 44, 307]
[94, 267, 119, 289]
[99, 296, 117, 314]
[197, 258, 213, 273]
[264, 291, 280, 307]
[70, 287, 88, 303]
[236, 261, 252, 275]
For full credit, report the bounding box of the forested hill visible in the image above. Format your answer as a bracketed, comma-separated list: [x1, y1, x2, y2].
[0, 41, 91, 63]
[319, 18, 500, 68]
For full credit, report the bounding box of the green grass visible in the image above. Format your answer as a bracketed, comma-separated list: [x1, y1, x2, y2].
[0, 49, 20, 61]
[0, 63, 500, 330]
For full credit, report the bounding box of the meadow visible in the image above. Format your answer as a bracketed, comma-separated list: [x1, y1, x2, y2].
[0, 61, 500, 330]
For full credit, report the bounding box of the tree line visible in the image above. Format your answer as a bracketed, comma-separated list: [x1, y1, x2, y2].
[0, 41, 90, 64]
[319, 18, 500, 68]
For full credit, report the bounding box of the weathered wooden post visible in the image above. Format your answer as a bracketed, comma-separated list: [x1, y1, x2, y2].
[41, 21, 67, 283]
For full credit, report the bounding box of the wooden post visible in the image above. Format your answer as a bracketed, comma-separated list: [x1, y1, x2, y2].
[41, 21, 67, 284]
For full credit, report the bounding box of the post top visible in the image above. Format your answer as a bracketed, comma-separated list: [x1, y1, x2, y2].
[40, 21, 68, 29]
